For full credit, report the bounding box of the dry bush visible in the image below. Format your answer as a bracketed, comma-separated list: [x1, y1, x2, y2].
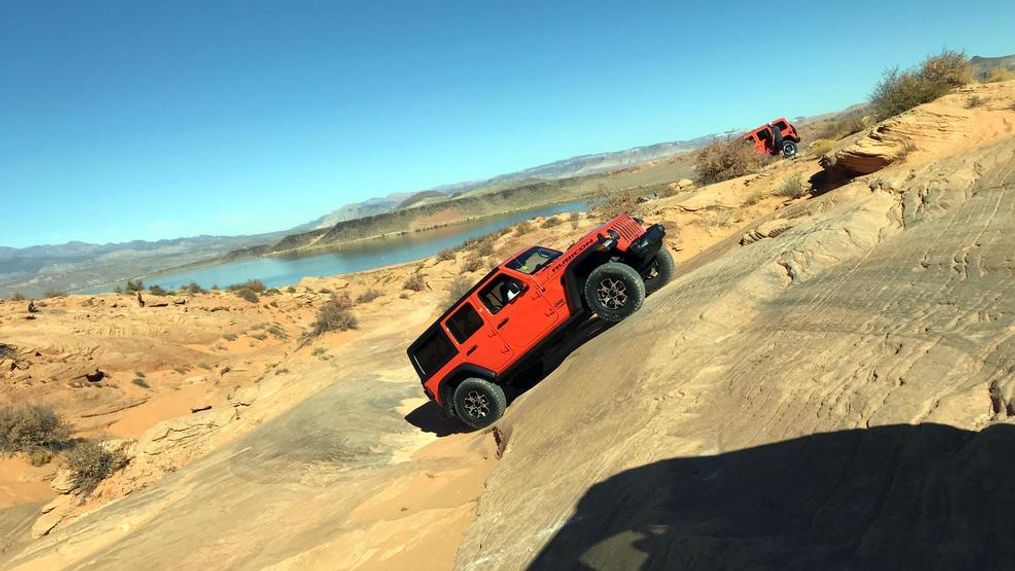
[742, 189, 766, 207]
[43, 290, 67, 298]
[966, 95, 985, 108]
[436, 248, 457, 262]
[125, 279, 144, 293]
[808, 138, 837, 156]
[183, 282, 206, 295]
[461, 234, 496, 256]
[65, 440, 128, 495]
[540, 215, 561, 228]
[355, 289, 382, 303]
[776, 174, 807, 199]
[147, 285, 167, 296]
[695, 138, 767, 185]
[983, 67, 1014, 83]
[871, 50, 970, 121]
[513, 221, 534, 236]
[894, 139, 918, 162]
[403, 273, 427, 291]
[132, 377, 150, 389]
[234, 288, 259, 303]
[27, 449, 52, 467]
[569, 211, 581, 229]
[227, 279, 265, 293]
[10, 293, 26, 301]
[462, 253, 485, 272]
[0, 404, 71, 454]
[816, 110, 868, 140]
[592, 186, 640, 222]
[444, 276, 473, 308]
[305, 296, 358, 340]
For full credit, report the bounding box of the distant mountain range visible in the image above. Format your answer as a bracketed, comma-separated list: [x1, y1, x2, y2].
[297, 132, 721, 230]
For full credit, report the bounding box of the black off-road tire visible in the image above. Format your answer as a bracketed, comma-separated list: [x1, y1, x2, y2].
[642, 247, 675, 296]
[782, 140, 798, 158]
[453, 378, 507, 429]
[584, 262, 646, 322]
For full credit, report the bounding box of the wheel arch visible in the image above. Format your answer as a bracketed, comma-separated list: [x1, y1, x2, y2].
[437, 364, 497, 415]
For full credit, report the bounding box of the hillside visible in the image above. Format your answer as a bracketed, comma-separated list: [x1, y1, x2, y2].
[0, 80, 1011, 569]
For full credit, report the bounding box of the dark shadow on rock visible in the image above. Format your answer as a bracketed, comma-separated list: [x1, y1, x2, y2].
[809, 165, 853, 196]
[404, 400, 462, 437]
[405, 317, 617, 436]
[530, 423, 1015, 571]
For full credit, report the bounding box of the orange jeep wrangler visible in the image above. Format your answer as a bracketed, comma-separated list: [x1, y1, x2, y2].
[745, 118, 800, 157]
[407, 214, 672, 429]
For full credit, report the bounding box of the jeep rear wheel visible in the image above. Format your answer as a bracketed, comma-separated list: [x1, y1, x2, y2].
[584, 262, 646, 322]
[453, 378, 506, 429]
[782, 140, 798, 158]
[642, 246, 675, 295]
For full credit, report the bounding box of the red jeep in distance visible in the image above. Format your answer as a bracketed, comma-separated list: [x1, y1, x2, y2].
[407, 214, 673, 429]
[745, 117, 800, 158]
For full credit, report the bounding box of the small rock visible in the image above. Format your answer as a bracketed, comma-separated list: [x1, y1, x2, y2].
[50, 469, 78, 494]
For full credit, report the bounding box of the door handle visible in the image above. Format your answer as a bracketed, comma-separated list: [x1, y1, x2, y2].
[466, 345, 478, 356]
[497, 318, 509, 329]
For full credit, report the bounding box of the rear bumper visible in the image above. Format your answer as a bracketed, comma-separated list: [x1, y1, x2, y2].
[629, 223, 666, 263]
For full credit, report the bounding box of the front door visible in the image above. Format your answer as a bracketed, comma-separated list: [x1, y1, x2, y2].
[477, 271, 559, 355]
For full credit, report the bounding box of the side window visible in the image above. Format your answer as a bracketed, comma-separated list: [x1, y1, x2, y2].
[412, 325, 456, 377]
[479, 274, 524, 314]
[774, 120, 788, 130]
[446, 302, 484, 344]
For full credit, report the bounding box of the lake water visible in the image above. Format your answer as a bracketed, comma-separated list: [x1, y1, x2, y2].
[143, 201, 587, 292]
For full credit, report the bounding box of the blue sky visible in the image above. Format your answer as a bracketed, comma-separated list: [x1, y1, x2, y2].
[1, 1, 1012, 248]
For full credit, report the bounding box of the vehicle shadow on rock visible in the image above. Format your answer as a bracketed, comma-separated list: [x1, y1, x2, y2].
[528, 422, 1015, 571]
[404, 317, 616, 436]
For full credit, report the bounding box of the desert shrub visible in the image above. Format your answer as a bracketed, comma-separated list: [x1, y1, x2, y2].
[894, 139, 918, 162]
[286, 286, 296, 293]
[399, 292, 410, 299]
[569, 211, 581, 229]
[10, 292, 26, 301]
[776, 174, 807, 199]
[462, 253, 485, 272]
[966, 95, 984, 108]
[355, 289, 382, 303]
[305, 297, 358, 339]
[234, 288, 259, 303]
[513, 221, 534, 236]
[211, 284, 220, 291]
[223, 333, 238, 341]
[227, 279, 265, 293]
[983, 67, 1015, 83]
[125, 279, 144, 293]
[592, 186, 640, 221]
[65, 440, 128, 495]
[311, 346, 328, 357]
[871, 50, 970, 121]
[695, 138, 767, 185]
[43, 290, 67, 298]
[131, 377, 150, 389]
[436, 248, 457, 262]
[183, 282, 206, 295]
[0, 404, 71, 454]
[444, 275, 473, 307]
[540, 215, 561, 228]
[27, 448, 52, 467]
[816, 111, 867, 141]
[403, 273, 427, 291]
[742, 189, 766, 207]
[808, 138, 837, 156]
[147, 285, 167, 296]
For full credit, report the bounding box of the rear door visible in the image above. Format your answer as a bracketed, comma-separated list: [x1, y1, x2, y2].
[477, 271, 560, 355]
[443, 300, 512, 371]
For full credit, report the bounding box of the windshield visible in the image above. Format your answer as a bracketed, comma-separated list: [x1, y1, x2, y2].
[505, 246, 562, 275]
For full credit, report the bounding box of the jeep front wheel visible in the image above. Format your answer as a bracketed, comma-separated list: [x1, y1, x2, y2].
[453, 378, 506, 429]
[584, 262, 646, 322]
[642, 247, 675, 295]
